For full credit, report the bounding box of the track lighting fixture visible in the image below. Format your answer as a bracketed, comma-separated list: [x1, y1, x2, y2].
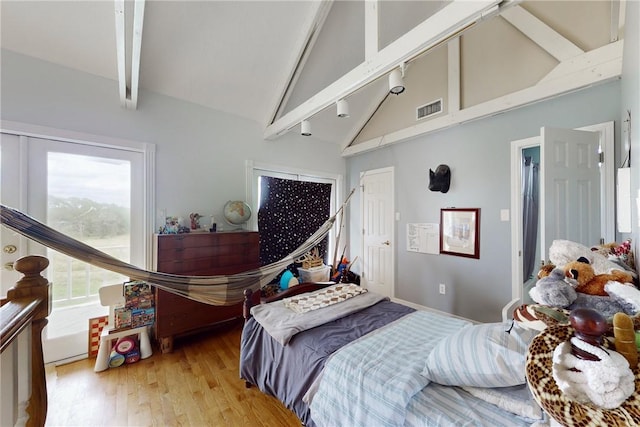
[336, 99, 349, 118]
[301, 120, 311, 136]
[388, 64, 406, 95]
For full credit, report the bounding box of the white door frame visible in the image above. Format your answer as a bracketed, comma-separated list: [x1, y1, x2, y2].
[360, 166, 395, 298]
[0, 120, 156, 268]
[510, 121, 614, 302]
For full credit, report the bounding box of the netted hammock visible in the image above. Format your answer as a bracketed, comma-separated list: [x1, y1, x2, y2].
[1, 190, 352, 306]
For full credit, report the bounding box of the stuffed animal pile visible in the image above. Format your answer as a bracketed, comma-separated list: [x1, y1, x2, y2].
[529, 240, 639, 319]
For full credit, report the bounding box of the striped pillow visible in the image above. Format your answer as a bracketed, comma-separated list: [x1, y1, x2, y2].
[421, 322, 536, 388]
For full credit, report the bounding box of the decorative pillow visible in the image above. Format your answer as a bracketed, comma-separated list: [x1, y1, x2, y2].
[421, 322, 537, 388]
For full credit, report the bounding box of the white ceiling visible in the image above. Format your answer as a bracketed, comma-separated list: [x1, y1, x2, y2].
[1, 1, 313, 123]
[1, 1, 624, 148]
[1, 0, 459, 145]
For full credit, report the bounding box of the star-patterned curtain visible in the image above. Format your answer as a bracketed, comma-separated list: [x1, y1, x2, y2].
[258, 176, 332, 269]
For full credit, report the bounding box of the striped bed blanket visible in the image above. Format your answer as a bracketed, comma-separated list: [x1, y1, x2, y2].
[309, 310, 471, 427]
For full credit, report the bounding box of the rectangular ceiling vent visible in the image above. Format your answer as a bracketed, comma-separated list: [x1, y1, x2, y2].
[416, 99, 443, 120]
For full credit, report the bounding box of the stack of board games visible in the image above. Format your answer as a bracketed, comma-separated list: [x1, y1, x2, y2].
[114, 281, 155, 330]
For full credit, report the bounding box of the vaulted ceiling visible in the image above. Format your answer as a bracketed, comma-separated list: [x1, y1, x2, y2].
[0, 1, 626, 155]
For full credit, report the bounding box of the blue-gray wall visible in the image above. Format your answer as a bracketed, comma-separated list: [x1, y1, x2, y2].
[0, 49, 346, 225]
[347, 81, 622, 322]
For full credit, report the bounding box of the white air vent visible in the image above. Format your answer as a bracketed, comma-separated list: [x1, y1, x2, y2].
[416, 99, 443, 120]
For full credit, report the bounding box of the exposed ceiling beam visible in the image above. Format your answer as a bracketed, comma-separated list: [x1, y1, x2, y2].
[114, 0, 145, 110]
[264, 0, 505, 141]
[343, 41, 623, 157]
[500, 5, 583, 62]
[447, 38, 461, 113]
[267, 1, 334, 126]
[611, 0, 624, 42]
[364, 0, 379, 60]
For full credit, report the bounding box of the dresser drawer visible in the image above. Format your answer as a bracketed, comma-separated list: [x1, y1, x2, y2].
[152, 231, 259, 352]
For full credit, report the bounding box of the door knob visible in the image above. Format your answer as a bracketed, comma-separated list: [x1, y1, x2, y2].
[382, 240, 390, 246]
[3, 244, 17, 254]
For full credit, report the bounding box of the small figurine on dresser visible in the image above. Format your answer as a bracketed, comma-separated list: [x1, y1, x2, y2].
[552, 308, 635, 409]
[190, 213, 202, 230]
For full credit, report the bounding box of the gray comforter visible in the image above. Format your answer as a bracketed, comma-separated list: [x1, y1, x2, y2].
[239, 299, 415, 426]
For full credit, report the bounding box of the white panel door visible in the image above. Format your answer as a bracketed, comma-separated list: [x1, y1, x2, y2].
[541, 127, 601, 261]
[361, 167, 394, 298]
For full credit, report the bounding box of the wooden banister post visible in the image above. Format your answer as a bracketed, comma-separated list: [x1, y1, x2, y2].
[7, 255, 51, 427]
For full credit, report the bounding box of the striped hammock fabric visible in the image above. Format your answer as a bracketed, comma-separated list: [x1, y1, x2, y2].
[1, 191, 352, 306]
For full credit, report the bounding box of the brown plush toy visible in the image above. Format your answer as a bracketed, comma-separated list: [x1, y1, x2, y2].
[537, 263, 556, 279]
[564, 256, 634, 296]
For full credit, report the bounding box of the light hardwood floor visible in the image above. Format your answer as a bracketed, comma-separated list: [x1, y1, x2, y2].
[45, 319, 301, 426]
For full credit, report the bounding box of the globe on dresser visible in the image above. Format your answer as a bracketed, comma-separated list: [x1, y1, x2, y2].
[223, 200, 252, 227]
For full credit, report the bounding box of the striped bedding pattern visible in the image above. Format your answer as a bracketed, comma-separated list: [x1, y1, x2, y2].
[310, 310, 471, 427]
[405, 384, 536, 426]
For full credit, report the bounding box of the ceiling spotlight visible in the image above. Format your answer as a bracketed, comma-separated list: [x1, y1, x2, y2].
[336, 99, 349, 118]
[388, 65, 405, 95]
[301, 120, 311, 136]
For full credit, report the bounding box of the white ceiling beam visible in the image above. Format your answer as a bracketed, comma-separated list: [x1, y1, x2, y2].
[610, 0, 620, 41]
[266, 1, 334, 125]
[447, 37, 461, 113]
[538, 39, 621, 84]
[500, 5, 583, 62]
[114, 0, 145, 110]
[115, 0, 127, 107]
[129, 0, 145, 109]
[364, 1, 379, 60]
[264, 0, 504, 140]
[611, 0, 625, 42]
[342, 41, 623, 157]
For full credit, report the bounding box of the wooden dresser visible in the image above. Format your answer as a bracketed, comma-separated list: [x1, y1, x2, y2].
[152, 231, 260, 353]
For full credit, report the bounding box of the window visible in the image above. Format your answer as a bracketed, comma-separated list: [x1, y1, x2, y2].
[246, 162, 342, 268]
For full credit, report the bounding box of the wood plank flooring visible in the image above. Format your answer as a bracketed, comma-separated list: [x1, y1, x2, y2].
[45, 319, 301, 426]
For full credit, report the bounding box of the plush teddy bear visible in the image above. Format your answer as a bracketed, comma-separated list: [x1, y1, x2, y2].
[564, 256, 634, 296]
[529, 258, 640, 318]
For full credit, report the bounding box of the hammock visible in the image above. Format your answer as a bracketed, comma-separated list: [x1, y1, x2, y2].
[0, 190, 353, 306]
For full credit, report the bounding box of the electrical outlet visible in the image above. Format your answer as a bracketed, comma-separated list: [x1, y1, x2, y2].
[439, 283, 446, 295]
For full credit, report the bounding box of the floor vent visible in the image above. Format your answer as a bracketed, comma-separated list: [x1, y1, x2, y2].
[416, 99, 443, 120]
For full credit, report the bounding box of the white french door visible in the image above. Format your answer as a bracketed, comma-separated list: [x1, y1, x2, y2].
[1, 132, 149, 364]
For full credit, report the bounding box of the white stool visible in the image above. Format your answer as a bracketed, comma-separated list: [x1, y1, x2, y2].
[94, 326, 152, 372]
[94, 284, 153, 372]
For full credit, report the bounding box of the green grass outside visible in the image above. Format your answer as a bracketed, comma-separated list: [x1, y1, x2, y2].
[49, 234, 130, 306]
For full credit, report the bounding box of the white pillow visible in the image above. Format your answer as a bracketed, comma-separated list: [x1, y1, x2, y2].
[421, 322, 536, 388]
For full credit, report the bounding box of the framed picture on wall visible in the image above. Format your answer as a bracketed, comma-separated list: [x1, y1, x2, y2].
[440, 208, 480, 259]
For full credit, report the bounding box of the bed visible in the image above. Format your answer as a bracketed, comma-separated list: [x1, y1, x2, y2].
[240, 283, 544, 426]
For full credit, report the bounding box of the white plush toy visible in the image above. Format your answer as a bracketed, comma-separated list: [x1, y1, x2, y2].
[549, 240, 625, 275]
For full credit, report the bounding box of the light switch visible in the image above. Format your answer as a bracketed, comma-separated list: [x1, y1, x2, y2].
[500, 209, 510, 222]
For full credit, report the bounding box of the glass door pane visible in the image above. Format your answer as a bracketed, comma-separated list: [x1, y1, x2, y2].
[45, 152, 131, 340]
[26, 137, 145, 363]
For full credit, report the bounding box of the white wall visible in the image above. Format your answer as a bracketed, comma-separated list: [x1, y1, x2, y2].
[0, 50, 346, 227]
[620, 0, 640, 273]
